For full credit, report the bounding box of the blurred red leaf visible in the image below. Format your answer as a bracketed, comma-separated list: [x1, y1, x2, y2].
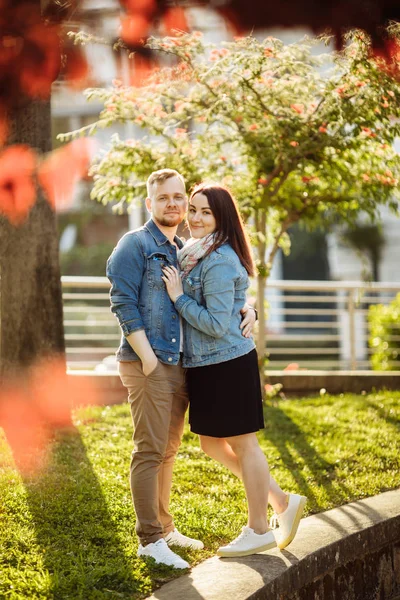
[0, 356, 99, 475]
[163, 7, 188, 34]
[0, 387, 50, 474]
[122, 0, 156, 15]
[0, 111, 9, 147]
[120, 14, 150, 45]
[0, 3, 61, 106]
[63, 46, 90, 90]
[0, 144, 37, 226]
[38, 138, 97, 210]
[129, 54, 154, 87]
[373, 39, 400, 80]
[18, 23, 61, 99]
[283, 362, 300, 371]
[0, 34, 24, 66]
[31, 358, 98, 428]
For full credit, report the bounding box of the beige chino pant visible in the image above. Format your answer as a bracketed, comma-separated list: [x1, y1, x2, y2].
[118, 359, 188, 546]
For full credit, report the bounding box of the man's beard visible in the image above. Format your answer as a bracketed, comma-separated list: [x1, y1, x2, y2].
[156, 213, 184, 227]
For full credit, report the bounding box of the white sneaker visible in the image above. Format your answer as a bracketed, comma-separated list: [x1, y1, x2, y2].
[217, 526, 277, 557]
[137, 538, 190, 569]
[165, 528, 204, 550]
[270, 493, 307, 549]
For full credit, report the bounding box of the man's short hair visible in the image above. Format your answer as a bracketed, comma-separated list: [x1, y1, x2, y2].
[146, 169, 186, 198]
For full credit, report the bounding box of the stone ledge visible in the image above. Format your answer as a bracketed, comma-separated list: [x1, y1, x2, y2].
[267, 370, 400, 395]
[68, 371, 126, 406]
[67, 371, 400, 405]
[147, 488, 400, 600]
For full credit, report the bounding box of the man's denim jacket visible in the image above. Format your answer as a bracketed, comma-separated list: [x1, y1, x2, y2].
[175, 243, 255, 368]
[106, 219, 184, 365]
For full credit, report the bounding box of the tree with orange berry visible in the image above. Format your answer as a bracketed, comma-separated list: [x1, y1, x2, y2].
[67, 26, 400, 378]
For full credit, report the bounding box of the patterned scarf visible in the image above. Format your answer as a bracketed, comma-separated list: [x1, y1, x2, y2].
[178, 233, 217, 278]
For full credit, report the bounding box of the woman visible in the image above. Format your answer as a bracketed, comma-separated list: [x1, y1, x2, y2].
[162, 184, 306, 557]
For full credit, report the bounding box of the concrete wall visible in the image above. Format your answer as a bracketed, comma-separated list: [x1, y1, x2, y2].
[284, 545, 400, 600]
[147, 489, 400, 600]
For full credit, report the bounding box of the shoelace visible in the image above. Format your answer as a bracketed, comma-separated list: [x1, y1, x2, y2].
[229, 528, 252, 546]
[154, 540, 178, 560]
[270, 514, 279, 530]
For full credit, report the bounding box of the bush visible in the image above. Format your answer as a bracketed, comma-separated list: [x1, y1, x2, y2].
[60, 243, 115, 276]
[368, 293, 400, 370]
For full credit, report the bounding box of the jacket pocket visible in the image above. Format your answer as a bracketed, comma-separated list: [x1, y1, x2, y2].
[147, 252, 169, 289]
[185, 324, 217, 357]
[184, 275, 203, 304]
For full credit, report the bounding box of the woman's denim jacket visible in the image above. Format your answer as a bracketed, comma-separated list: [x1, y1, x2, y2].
[106, 219, 184, 364]
[175, 243, 255, 368]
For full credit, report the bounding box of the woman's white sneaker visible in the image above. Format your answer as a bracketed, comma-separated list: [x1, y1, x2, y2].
[217, 527, 277, 557]
[270, 493, 307, 550]
[137, 538, 190, 569]
[165, 528, 204, 550]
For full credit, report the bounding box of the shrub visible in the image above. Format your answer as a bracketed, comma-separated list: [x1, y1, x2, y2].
[368, 293, 400, 370]
[60, 243, 115, 276]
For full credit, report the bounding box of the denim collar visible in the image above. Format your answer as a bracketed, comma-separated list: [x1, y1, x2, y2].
[144, 219, 184, 249]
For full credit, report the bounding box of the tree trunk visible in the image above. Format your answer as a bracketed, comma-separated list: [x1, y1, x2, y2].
[0, 100, 65, 382]
[254, 209, 293, 396]
[256, 272, 267, 393]
[371, 252, 379, 282]
[255, 210, 267, 394]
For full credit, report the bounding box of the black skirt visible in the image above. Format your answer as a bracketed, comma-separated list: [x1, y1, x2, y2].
[187, 349, 265, 438]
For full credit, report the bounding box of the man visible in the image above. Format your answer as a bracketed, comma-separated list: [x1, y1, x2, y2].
[106, 169, 256, 568]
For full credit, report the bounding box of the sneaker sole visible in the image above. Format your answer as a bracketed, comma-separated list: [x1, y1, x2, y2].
[278, 496, 307, 550]
[217, 539, 277, 558]
[166, 542, 204, 551]
[137, 551, 190, 569]
[137, 555, 190, 569]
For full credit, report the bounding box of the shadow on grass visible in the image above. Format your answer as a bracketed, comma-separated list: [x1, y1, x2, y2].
[20, 426, 145, 600]
[364, 396, 400, 431]
[262, 403, 352, 512]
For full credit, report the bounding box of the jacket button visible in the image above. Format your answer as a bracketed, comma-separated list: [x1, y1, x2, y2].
[172, 338, 176, 343]
[168, 357, 173, 362]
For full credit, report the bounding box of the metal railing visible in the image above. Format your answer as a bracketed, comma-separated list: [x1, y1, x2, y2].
[62, 276, 400, 371]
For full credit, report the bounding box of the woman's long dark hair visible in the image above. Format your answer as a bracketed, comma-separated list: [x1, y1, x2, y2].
[190, 184, 255, 277]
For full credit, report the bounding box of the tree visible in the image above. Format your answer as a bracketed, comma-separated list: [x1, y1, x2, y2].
[65, 28, 400, 385]
[0, 1, 96, 381]
[0, 108, 65, 381]
[0, 0, 66, 383]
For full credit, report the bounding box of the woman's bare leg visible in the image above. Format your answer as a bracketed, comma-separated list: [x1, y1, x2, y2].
[200, 436, 241, 477]
[199, 434, 288, 515]
[224, 433, 269, 533]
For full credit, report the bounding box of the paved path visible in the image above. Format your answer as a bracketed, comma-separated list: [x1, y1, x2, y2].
[147, 488, 400, 600]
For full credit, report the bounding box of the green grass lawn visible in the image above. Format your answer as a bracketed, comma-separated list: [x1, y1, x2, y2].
[1, 390, 400, 599]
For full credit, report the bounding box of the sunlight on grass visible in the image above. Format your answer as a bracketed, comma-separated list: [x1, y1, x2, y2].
[1, 391, 399, 599]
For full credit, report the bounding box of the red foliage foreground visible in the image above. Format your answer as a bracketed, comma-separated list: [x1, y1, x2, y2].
[0, 358, 99, 475]
[1, 0, 397, 108]
[117, 0, 400, 56]
[0, 1, 89, 147]
[0, 145, 36, 225]
[218, 0, 400, 51]
[38, 138, 97, 210]
[0, 0, 397, 224]
[0, 1, 88, 107]
[0, 139, 96, 226]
